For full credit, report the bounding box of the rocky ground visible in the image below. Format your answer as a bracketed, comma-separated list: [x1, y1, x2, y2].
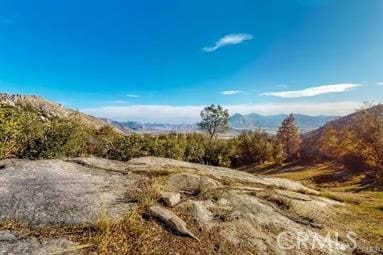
[0, 157, 378, 254]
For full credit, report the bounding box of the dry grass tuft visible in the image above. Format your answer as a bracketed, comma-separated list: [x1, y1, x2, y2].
[89, 177, 167, 254]
[92, 206, 161, 255]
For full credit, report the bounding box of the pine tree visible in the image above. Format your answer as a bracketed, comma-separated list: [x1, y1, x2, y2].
[276, 114, 301, 160]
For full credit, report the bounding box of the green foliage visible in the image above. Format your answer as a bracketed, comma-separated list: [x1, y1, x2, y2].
[116, 134, 148, 160]
[152, 133, 187, 160]
[0, 107, 48, 159]
[183, 133, 206, 163]
[203, 138, 235, 167]
[92, 125, 122, 159]
[0, 105, 284, 169]
[234, 130, 275, 165]
[198, 104, 229, 138]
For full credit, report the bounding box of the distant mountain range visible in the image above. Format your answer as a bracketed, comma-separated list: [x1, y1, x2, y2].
[0, 93, 340, 134]
[105, 113, 339, 134]
[102, 119, 199, 133]
[229, 113, 339, 133]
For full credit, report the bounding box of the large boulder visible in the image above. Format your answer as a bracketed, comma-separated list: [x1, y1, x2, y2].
[0, 157, 356, 254]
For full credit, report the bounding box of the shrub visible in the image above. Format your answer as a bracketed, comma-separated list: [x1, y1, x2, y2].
[0, 106, 45, 159]
[0, 105, 288, 169]
[183, 133, 205, 163]
[234, 130, 275, 166]
[203, 138, 235, 167]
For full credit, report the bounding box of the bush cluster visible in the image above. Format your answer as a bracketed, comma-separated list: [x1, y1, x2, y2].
[0, 106, 284, 168]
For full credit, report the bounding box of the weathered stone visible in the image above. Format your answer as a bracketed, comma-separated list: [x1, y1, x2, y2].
[0, 157, 356, 254]
[0, 230, 17, 242]
[149, 205, 199, 241]
[160, 192, 181, 207]
[0, 159, 144, 226]
[0, 236, 78, 255]
[182, 201, 214, 230]
[127, 157, 319, 195]
[167, 173, 220, 193]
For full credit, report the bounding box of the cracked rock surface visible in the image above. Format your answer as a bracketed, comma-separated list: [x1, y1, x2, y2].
[0, 157, 356, 254]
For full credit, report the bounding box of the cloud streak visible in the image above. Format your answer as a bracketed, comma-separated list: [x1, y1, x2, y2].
[125, 94, 140, 98]
[203, 33, 253, 52]
[221, 90, 244, 95]
[260, 83, 361, 98]
[82, 101, 360, 123]
[111, 100, 130, 104]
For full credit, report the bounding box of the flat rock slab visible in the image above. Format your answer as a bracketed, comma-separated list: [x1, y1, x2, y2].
[0, 233, 78, 255]
[72, 157, 319, 195]
[127, 157, 319, 195]
[0, 159, 144, 226]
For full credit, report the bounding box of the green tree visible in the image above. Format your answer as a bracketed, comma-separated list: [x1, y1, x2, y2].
[198, 104, 229, 138]
[235, 130, 274, 166]
[276, 114, 301, 160]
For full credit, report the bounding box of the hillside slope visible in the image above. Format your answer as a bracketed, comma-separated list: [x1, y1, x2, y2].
[302, 104, 383, 145]
[0, 93, 128, 133]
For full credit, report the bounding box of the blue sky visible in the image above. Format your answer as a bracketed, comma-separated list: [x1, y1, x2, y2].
[1, 0, 382, 123]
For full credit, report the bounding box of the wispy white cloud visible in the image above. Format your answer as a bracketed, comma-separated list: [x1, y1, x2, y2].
[203, 33, 253, 52]
[125, 94, 140, 98]
[377, 82, 383, 85]
[82, 101, 360, 123]
[111, 100, 130, 104]
[221, 90, 244, 95]
[260, 83, 361, 98]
